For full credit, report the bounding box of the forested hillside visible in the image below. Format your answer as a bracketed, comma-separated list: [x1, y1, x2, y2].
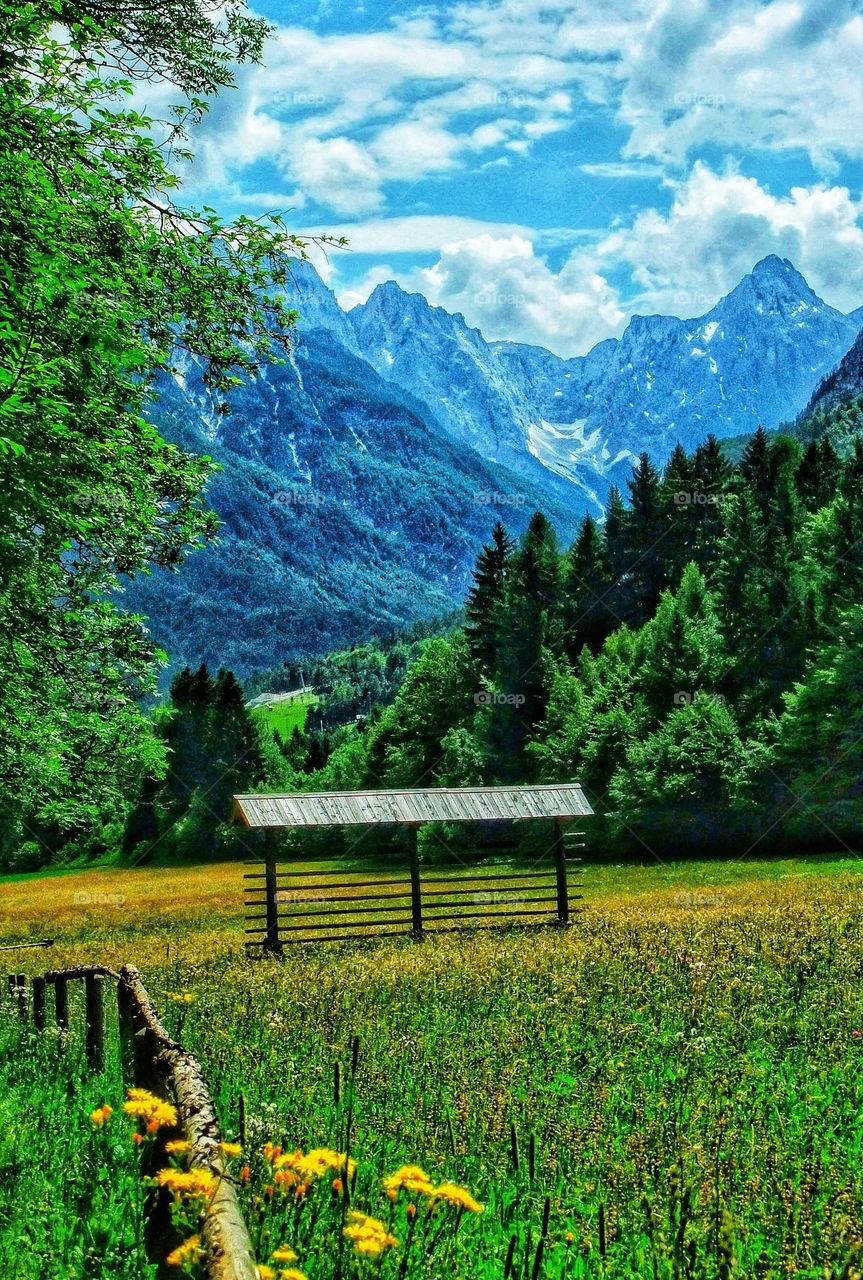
[95, 423, 863, 873]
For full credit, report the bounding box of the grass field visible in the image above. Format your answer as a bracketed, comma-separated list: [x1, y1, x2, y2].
[3, 854, 863, 1278]
[250, 691, 320, 739]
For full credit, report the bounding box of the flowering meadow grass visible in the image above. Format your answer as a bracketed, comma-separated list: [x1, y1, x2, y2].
[3, 855, 863, 1277]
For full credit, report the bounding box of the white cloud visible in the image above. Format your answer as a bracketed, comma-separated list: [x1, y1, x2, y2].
[291, 138, 384, 216]
[619, 0, 863, 169]
[301, 214, 538, 256]
[594, 163, 863, 315]
[408, 233, 626, 356]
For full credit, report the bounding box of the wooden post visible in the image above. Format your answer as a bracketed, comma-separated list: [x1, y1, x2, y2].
[32, 976, 45, 1031]
[408, 825, 424, 939]
[263, 831, 282, 957]
[13, 973, 26, 1018]
[117, 979, 136, 1084]
[54, 977, 69, 1038]
[85, 973, 105, 1072]
[553, 819, 570, 926]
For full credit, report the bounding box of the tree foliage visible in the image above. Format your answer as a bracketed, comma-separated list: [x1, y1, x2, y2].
[0, 0, 338, 837]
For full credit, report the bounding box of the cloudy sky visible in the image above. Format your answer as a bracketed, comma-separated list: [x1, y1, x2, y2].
[178, 0, 863, 356]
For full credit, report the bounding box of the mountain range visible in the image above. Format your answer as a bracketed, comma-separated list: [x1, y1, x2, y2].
[123, 254, 863, 675]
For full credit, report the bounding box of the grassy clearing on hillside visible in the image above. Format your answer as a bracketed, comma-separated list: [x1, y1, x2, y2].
[3, 857, 863, 1277]
[251, 691, 320, 739]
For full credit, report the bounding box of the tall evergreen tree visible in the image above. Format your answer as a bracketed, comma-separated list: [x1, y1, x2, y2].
[561, 515, 615, 659]
[465, 522, 513, 669]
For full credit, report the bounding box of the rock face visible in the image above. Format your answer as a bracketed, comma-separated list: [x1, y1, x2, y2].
[802, 321, 863, 419]
[332, 255, 860, 504]
[125, 255, 862, 672]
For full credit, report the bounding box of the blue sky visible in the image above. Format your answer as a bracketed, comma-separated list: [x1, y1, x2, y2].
[176, 0, 863, 355]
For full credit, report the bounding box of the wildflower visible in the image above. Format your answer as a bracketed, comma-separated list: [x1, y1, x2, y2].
[262, 1143, 282, 1163]
[407, 1204, 416, 1219]
[124, 1088, 178, 1133]
[280, 1271, 307, 1280]
[240, 1165, 251, 1185]
[166, 1236, 202, 1267]
[155, 1168, 217, 1199]
[169, 992, 196, 1005]
[219, 1142, 243, 1159]
[430, 1183, 484, 1213]
[331, 1177, 344, 1195]
[165, 1140, 192, 1155]
[271, 1246, 298, 1263]
[343, 1211, 398, 1256]
[131, 1133, 144, 1146]
[274, 1147, 356, 1182]
[383, 1164, 434, 1197]
[89, 1105, 112, 1127]
[257, 1268, 275, 1280]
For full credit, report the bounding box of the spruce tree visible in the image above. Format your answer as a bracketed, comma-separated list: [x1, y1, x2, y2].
[465, 522, 513, 669]
[561, 515, 615, 659]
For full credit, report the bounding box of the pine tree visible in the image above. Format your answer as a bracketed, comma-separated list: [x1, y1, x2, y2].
[561, 515, 615, 659]
[639, 563, 727, 719]
[661, 442, 697, 586]
[741, 426, 773, 515]
[622, 453, 667, 626]
[465, 522, 513, 669]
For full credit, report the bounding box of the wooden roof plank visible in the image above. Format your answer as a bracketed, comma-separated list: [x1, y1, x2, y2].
[232, 784, 593, 830]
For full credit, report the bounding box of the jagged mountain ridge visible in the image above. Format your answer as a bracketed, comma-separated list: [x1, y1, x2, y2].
[341, 255, 861, 493]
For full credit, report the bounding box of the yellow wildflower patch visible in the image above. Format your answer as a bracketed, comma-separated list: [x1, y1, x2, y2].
[155, 1168, 217, 1199]
[430, 1182, 484, 1213]
[123, 1087, 178, 1132]
[166, 1235, 202, 1267]
[343, 1210, 398, 1256]
[89, 1104, 112, 1127]
[271, 1246, 298, 1263]
[383, 1164, 434, 1196]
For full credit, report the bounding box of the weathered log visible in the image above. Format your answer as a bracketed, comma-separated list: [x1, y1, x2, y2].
[119, 966, 257, 1280]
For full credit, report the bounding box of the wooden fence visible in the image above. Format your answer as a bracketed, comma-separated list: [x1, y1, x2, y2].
[245, 820, 584, 954]
[4, 965, 256, 1280]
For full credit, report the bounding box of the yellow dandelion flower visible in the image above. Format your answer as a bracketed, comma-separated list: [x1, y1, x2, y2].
[169, 992, 196, 1005]
[430, 1183, 484, 1213]
[155, 1168, 217, 1199]
[219, 1142, 243, 1159]
[274, 1147, 356, 1182]
[256, 1268, 275, 1280]
[343, 1211, 398, 1256]
[89, 1105, 112, 1127]
[166, 1235, 202, 1267]
[383, 1164, 434, 1196]
[271, 1246, 298, 1263]
[123, 1088, 178, 1132]
[279, 1271, 307, 1280]
[165, 1140, 193, 1155]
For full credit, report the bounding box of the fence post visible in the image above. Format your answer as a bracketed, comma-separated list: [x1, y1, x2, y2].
[85, 973, 105, 1072]
[9, 973, 27, 1018]
[117, 979, 136, 1084]
[263, 832, 282, 957]
[54, 977, 69, 1038]
[32, 976, 45, 1031]
[408, 825, 424, 939]
[553, 819, 570, 926]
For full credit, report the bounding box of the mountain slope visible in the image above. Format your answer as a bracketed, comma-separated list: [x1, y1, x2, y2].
[123, 328, 582, 675]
